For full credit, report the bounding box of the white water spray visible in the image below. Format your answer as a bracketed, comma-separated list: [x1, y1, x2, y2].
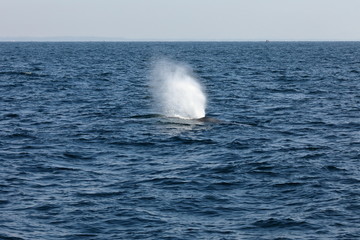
[150, 60, 206, 119]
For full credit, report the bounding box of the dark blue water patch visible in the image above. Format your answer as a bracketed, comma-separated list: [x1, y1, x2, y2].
[0, 234, 25, 240]
[2, 113, 20, 119]
[1, 42, 360, 239]
[0, 71, 48, 77]
[252, 217, 314, 229]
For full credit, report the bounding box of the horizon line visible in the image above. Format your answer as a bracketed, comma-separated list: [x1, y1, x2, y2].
[0, 36, 360, 42]
[1, 39, 360, 43]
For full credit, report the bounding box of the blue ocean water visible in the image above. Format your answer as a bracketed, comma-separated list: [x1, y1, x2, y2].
[0, 42, 360, 240]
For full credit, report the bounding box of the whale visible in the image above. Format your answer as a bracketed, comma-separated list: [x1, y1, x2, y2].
[197, 116, 222, 123]
[130, 114, 222, 124]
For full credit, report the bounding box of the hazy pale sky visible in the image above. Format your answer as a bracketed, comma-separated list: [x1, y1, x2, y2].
[1, 0, 360, 41]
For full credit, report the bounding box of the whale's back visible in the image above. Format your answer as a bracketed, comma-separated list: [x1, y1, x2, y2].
[197, 117, 222, 123]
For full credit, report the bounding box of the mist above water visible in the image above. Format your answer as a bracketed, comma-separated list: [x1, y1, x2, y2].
[150, 60, 206, 119]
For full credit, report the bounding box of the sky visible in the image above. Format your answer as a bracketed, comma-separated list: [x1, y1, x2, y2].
[1, 0, 360, 41]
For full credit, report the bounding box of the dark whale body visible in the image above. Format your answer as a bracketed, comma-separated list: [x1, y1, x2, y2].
[197, 116, 222, 123]
[130, 114, 222, 123]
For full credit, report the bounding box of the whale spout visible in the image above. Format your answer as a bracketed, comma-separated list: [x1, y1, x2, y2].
[150, 59, 207, 119]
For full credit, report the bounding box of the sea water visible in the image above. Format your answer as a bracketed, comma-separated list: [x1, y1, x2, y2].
[1, 42, 360, 239]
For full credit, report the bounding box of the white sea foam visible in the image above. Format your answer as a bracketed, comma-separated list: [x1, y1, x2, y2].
[150, 59, 206, 119]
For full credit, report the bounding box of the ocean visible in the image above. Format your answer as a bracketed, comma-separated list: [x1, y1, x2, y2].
[0, 42, 360, 239]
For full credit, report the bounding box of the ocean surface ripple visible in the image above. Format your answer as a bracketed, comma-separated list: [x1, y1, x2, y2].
[1, 42, 360, 239]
